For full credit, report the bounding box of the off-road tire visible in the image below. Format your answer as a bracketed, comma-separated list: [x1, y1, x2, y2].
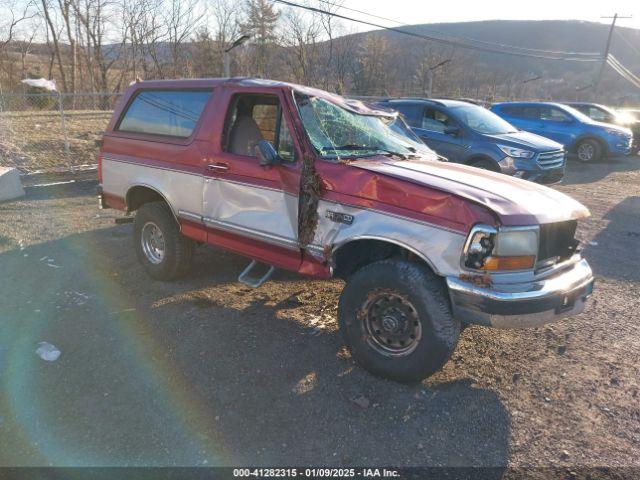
[338, 259, 460, 383]
[133, 201, 193, 281]
[576, 138, 602, 163]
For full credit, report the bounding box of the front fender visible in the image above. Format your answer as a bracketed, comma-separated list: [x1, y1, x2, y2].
[308, 199, 467, 277]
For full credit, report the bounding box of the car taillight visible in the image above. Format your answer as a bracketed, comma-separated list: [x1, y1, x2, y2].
[97, 153, 103, 183]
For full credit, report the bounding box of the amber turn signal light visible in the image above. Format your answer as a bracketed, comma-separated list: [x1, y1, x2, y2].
[481, 255, 536, 271]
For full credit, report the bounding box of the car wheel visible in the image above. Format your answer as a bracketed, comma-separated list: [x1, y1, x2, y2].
[133, 201, 193, 280]
[576, 139, 602, 163]
[338, 259, 460, 383]
[471, 159, 500, 172]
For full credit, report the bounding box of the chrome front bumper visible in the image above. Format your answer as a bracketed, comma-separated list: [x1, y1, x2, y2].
[446, 258, 594, 328]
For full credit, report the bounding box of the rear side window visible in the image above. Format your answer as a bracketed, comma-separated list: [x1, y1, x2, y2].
[502, 105, 538, 119]
[117, 90, 212, 138]
[539, 107, 570, 122]
[501, 105, 523, 116]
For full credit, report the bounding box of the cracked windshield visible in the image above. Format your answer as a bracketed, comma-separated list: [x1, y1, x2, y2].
[296, 95, 434, 159]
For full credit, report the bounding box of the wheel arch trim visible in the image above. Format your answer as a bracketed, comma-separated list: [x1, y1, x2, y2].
[125, 183, 180, 226]
[465, 154, 501, 171]
[330, 235, 442, 276]
[571, 135, 608, 155]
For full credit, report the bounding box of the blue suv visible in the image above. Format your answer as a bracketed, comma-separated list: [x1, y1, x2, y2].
[491, 102, 633, 162]
[377, 98, 566, 184]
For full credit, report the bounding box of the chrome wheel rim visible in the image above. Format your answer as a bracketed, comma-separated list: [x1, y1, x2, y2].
[141, 221, 165, 264]
[361, 290, 422, 357]
[577, 143, 594, 161]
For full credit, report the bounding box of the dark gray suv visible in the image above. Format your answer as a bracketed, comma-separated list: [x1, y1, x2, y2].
[377, 98, 566, 184]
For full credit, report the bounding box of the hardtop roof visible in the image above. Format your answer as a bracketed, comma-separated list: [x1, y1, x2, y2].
[125, 77, 395, 117]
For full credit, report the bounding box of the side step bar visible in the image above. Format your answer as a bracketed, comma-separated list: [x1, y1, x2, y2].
[238, 260, 275, 288]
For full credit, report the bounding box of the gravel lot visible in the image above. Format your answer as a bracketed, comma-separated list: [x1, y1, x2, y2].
[0, 157, 638, 476]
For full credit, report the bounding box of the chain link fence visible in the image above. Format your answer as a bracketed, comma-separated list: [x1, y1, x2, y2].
[0, 92, 122, 174]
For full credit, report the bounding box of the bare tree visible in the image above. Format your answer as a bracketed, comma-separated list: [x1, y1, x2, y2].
[164, 0, 197, 78]
[280, 6, 321, 85]
[0, 0, 36, 92]
[209, 0, 242, 76]
[40, 0, 69, 91]
[0, 0, 34, 54]
[350, 34, 390, 95]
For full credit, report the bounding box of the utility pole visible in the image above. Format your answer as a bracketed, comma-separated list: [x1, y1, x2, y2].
[595, 13, 632, 93]
[426, 59, 451, 98]
[224, 34, 251, 77]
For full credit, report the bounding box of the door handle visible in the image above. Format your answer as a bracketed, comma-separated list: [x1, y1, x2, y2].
[207, 162, 229, 172]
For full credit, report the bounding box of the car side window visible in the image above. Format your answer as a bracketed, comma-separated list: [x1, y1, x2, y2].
[502, 105, 536, 119]
[501, 106, 521, 117]
[520, 107, 539, 119]
[277, 109, 295, 162]
[394, 104, 423, 127]
[421, 108, 452, 133]
[588, 107, 609, 122]
[539, 107, 570, 122]
[223, 94, 296, 161]
[117, 89, 212, 138]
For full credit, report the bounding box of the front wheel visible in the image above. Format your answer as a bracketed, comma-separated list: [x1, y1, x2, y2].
[576, 139, 602, 163]
[133, 201, 193, 280]
[471, 158, 500, 172]
[338, 259, 460, 383]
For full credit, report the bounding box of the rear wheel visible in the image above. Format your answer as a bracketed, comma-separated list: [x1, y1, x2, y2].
[576, 139, 602, 162]
[133, 201, 193, 280]
[338, 259, 460, 383]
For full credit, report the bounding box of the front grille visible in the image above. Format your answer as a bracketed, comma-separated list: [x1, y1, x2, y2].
[537, 150, 565, 169]
[538, 220, 578, 263]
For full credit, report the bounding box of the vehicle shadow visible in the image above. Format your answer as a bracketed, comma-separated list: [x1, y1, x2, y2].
[584, 196, 640, 282]
[15, 177, 98, 203]
[0, 225, 510, 471]
[561, 154, 639, 186]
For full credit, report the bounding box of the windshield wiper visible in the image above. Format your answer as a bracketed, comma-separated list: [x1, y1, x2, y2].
[321, 144, 376, 152]
[321, 145, 410, 159]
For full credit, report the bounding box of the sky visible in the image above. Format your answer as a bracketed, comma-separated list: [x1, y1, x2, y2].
[332, 0, 639, 31]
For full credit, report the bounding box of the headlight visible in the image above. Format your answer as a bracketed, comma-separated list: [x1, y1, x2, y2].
[463, 225, 538, 271]
[498, 144, 534, 159]
[606, 129, 630, 137]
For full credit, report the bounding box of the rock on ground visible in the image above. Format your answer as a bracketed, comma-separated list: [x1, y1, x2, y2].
[0, 167, 25, 202]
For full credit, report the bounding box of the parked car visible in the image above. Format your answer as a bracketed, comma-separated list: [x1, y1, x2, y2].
[563, 102, 640, 153]
[98, 78, 594, 383]
[491, 102, 633, 162]
[377, 98, 566, 184]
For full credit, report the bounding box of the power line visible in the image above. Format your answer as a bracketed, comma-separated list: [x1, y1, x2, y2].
[607, 54, 640, 88]
[314, 0, 602, 58]
[270, 0, 604, 61]
[595, 13, 633, 92]
[614, 29, 640, 57]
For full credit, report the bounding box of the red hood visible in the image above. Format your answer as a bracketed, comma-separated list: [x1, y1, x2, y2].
[351, 158, 589, 226]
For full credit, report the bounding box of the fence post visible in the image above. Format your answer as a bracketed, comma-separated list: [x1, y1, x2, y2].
[58, 92, 73, 173]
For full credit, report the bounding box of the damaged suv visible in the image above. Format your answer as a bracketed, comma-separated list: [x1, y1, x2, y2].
[98, 78, 594, 382]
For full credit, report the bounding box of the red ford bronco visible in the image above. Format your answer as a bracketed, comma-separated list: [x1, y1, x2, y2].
[98, 78, 594, 382]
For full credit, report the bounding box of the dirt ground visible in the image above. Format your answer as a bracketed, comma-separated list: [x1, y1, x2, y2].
[0, 156, 638, 477]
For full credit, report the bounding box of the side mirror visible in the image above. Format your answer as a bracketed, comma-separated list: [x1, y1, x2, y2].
[444, 126, 460, 136]
[255, 140, 281, 166]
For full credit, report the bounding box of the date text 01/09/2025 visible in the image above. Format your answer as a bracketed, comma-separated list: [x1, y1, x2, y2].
[232, 467, 400, 477]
